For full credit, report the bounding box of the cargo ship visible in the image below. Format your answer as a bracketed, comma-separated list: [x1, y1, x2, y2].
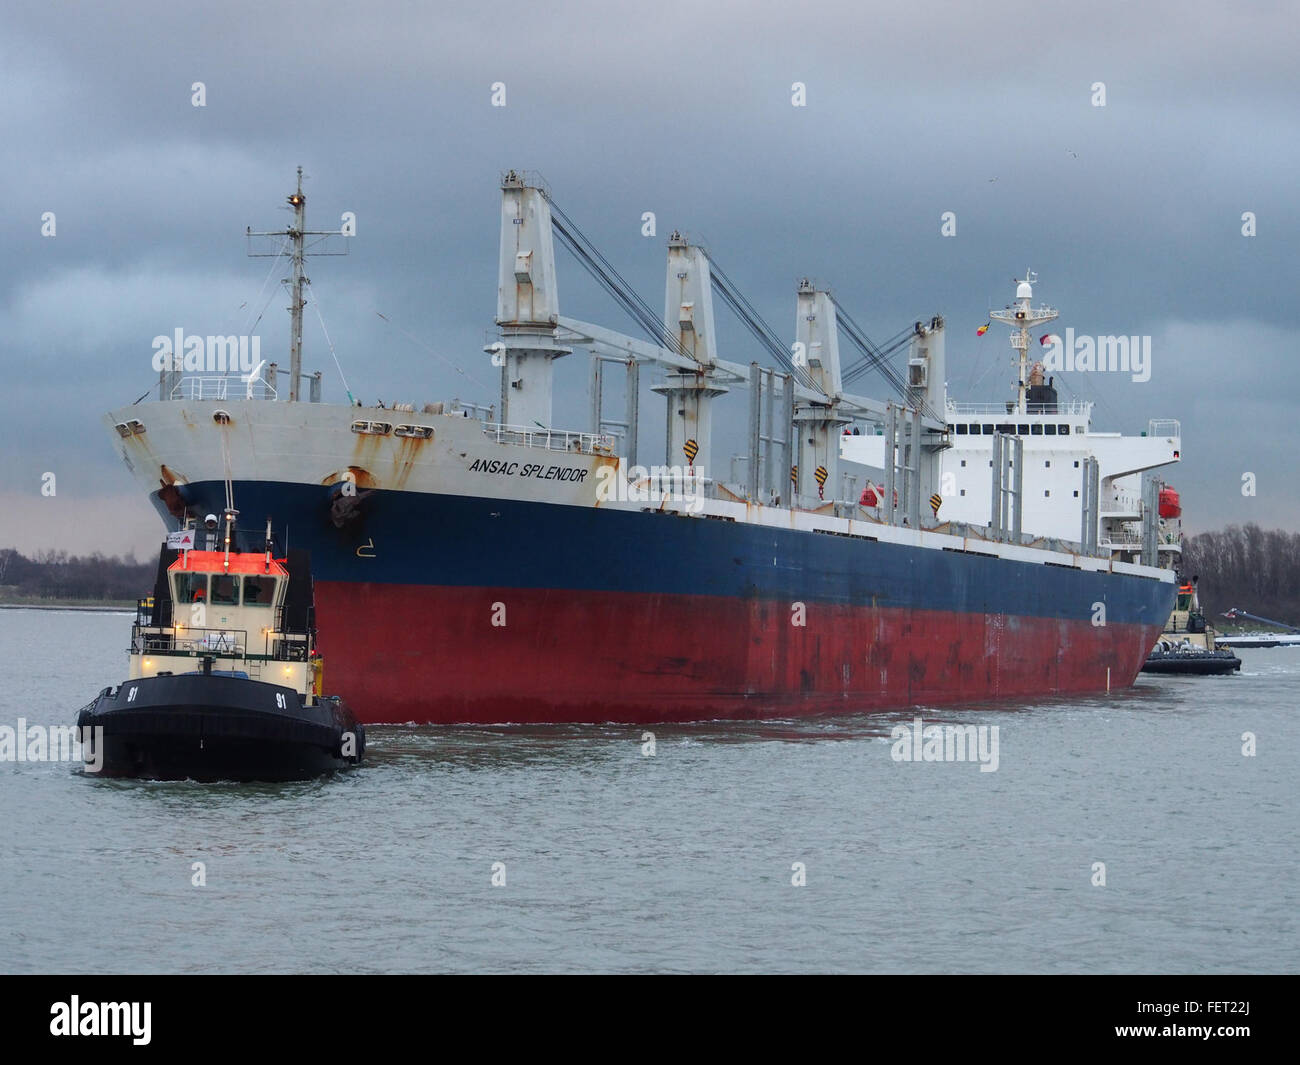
[104, 170, 1179, 723]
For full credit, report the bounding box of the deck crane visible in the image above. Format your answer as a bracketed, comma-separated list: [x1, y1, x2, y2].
[489, 170, 946, 515]
[699, 259, 951, 508]
[837, 312, 944, 425]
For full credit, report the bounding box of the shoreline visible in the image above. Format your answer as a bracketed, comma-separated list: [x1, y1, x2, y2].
[0, 602, 135, 613]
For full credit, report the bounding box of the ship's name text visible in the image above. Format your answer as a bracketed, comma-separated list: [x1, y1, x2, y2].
[468, 458, 587, 482]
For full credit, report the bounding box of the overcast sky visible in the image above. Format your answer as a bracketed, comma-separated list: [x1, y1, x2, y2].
[1, 0, 1295, 557]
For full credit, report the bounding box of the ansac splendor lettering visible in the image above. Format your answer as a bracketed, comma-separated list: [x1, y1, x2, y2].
[468, 458, 588, 483]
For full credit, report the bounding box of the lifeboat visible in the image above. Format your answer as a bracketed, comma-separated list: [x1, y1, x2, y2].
[859, 483, 898, 508]
[1158, 486, 1182, 519]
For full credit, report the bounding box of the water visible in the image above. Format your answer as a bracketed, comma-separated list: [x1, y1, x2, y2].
[1, 608, 1295, 973]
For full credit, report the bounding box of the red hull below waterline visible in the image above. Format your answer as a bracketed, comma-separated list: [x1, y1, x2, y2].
[314, 582, 1162, 725]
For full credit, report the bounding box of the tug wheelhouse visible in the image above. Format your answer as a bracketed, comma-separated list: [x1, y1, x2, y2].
[133, 548, 318, 699]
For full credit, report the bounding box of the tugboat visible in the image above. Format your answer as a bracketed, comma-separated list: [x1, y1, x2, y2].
[76, 509, 364, 780]
[1142, 576, 1241, 676]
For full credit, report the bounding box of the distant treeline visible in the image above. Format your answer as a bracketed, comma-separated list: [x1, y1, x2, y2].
[1182, 524, 1300, 627]
[0, 548, 155, 602]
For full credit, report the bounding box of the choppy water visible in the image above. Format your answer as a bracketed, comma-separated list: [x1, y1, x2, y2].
[1, 608, 1295, 973]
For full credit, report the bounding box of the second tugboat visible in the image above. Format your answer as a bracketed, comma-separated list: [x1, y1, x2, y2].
[77, 509, 365, 780]
[1142, 576, 1241, 676]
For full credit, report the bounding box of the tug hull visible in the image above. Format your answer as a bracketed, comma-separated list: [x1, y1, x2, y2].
[77, 673, 364, 781]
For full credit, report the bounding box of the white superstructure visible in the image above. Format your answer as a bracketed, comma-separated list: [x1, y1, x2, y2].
[841, 273, 1181, 564]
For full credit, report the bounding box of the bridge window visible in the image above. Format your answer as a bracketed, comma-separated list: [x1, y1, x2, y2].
[955, 424, 968, 435]
[982, 424, 994, 435]
[1044, 425, 1057, 435]
[210, 574, 240, 606]
[1018, 424, 1029, 434]
[1058, 424, 1071, 435]
[1031, 424, 1043, 435]
[172, 571, 207, 604]
[242, 576, 277, 607]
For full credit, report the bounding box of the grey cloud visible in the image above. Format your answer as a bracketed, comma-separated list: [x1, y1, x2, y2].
[2, 0, 1296, 553]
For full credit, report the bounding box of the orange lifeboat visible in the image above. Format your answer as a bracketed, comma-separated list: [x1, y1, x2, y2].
[859, 483, 898, 508]
[1159, 486, 1182, 519]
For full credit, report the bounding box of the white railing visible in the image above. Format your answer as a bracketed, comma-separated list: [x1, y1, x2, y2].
[944, 399, 1092, 417]
[1100, 532, 1181, 550]
[1147, 419, 1181, 439]
[170, 376, 278, 401]
[1100, 495, 1141, 514]
[481, 423, 616, 454]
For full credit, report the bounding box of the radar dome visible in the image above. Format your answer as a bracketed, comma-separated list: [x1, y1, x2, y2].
[1016, 281, 1033, 299]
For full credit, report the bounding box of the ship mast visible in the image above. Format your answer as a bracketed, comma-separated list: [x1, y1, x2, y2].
[287, 170, 306, 400]
[989, 270, 1058, 415]
[246, 167, 348, 401]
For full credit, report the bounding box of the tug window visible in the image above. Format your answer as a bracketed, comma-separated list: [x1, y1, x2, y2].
[173, 572, 207, 604]
[210, 574, 241, 605]
[242, 577, 276, 607]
